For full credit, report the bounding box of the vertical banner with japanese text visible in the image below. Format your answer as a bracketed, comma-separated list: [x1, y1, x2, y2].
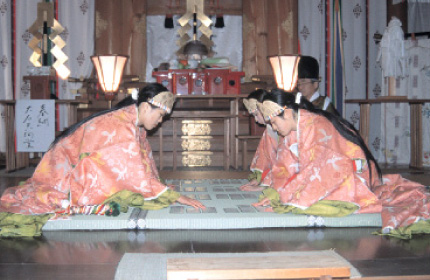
[15, 100, 55, 152]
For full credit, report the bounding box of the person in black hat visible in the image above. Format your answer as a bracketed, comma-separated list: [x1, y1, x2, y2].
[297, 56, 339, 116]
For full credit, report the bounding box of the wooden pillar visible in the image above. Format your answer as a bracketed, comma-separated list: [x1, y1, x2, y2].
[95, 0, 147, 80]
[224, 117, 230, 170]
[173, 118, 178, 171]
[125, 1, 147, 81]
[410, 102, 423, 169]
[359, 103, 371, 145]
[242, 0, 298, 82]
[242, 139, 248, 171]
[266, 0, 298, 56]
[95, 1, 123, 55]
[242, 0, 268, 82]
[231, 98, 239, 170]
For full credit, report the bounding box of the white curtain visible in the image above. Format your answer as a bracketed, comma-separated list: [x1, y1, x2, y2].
[14, 1, 94, 130]
[15, 0, 39, 101]
[210, 15, 242, 71]
[367, 1, 386, 163]
[0, 0, 13, 153]
[298, 0, 326, 96]
[342, 0, 366, 127]
[380, 99, 410, 165]
[146, 15, 180, 82]
[408, 0, 430, 34]
[380, 38, 430, 166]
[57, 0, 95, 130]
[146, 15, 242, 82]
[411, 39, 430, 167]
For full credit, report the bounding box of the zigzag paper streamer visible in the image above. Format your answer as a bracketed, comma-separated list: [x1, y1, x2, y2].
[27, 2, 70, 79]
[176, 0, 213, 57]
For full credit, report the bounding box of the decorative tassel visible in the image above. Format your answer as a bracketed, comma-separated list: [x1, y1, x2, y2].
[164, 14, 174, 29]
[215, 14, 224, 28]
[57, 202, 121, 217]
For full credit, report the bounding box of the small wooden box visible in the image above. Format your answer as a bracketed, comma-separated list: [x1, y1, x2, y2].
[23, 75, 56, 99]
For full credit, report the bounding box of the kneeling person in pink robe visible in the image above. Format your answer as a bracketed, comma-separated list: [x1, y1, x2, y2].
[254, 89, 430, 236]
[0, 83, 205, 215]
[255, 89, 382, 214]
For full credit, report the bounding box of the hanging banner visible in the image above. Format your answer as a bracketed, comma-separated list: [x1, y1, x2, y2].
[15, 99, 55, 152]
[367, 0, 386, 163]
[341, 0, 366, 123]
[57, 0, 95, 130]
[298, 0, 326, 96]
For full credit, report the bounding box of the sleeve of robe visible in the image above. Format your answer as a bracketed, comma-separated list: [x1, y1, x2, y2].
[271, 111, 381, 214]
[249, 126, 278, 183]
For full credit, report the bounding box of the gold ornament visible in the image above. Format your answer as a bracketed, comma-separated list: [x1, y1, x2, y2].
[181, 120, 212, 136]
[182, 151, 212, 167]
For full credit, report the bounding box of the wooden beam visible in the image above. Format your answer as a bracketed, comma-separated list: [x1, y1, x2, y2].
[146, 0, 242, 16]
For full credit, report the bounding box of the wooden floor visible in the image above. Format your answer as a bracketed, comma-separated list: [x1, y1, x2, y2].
[1, 166, 430, 280]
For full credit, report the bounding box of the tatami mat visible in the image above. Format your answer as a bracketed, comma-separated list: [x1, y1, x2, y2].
[43, 179, 382, 231]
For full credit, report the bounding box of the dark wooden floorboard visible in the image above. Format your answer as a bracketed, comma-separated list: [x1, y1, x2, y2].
[0, 264, 117, 280]
[351, 257, 430, 277]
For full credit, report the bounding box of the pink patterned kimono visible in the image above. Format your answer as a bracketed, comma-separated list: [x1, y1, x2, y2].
[0, 105, 168, 215]
[264, 110, 430, 231]
[250, 96, 336, 184]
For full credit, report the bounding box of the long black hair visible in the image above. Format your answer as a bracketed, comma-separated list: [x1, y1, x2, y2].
[264, 88, 382, 184]
[49, 83, 169, 149]
[246, 88, 268, 103]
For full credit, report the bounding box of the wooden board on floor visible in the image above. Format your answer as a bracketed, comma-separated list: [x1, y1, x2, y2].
[166, 254, 351, 280]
